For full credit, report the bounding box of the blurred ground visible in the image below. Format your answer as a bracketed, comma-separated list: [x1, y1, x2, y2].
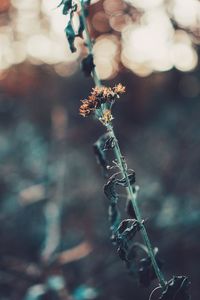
[0, 1, 200, 300]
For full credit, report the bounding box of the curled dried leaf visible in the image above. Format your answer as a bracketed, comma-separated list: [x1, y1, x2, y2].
[159, 276, 191, 300]
[114, 219, 141, 262]
[103, 136, 115, 151]
[65, 21, 76, 53]
[81, 54, 95, 77]
[58, 0, 72, 15]
[116, 219, 141, 241]
[93, 133, 110, 177]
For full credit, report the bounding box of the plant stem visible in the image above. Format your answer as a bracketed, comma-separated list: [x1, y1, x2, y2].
[107, 124, 166, 289]
[79, 0, 166, 290]
[79, 0, 101, 87]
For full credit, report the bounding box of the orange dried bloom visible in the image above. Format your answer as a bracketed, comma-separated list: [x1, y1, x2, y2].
[88, 94, 96, 101]
[113, 83, 126, 94]
[92, 86, 103, 95]
[103, 87, 115, 99]
[91, 86, 108, 96]
[100, 109, 113, 125]
[91, 85, 124, 100]
[79, 99, 96, 117]
[79, 83, 125, 118]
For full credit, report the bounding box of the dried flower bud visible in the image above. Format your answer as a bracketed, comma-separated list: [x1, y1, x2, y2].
[79, 84, 125, 119]
[99, 110, 113, 125]
[113, 83, 126, 94]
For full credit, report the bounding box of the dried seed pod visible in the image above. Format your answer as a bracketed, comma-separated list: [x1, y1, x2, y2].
[104, 173, 120, 202]
[104, 171, 136, 213]
[116, 219, 141, 242]
[117, 170, 136, 187]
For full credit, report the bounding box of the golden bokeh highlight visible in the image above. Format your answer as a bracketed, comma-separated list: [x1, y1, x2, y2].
[0, 0, 199, 78]
[93, 35, 119, 79]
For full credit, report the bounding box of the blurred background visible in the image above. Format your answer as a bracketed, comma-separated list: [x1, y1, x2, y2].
[0, 0, 200, 299]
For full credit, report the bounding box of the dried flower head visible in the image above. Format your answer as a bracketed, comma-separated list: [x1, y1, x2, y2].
[79, 84, 125, 118]
[79, 100, 95, 117]
[99, 109, 113, 125]
[113, 83, 126, 94]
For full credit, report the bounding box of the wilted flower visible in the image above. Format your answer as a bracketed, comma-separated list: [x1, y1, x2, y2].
[79, 84, 125, 119]
[79, 97, 99, 117]
[99, 109, 113, 125]
[113, 83, 126, 94]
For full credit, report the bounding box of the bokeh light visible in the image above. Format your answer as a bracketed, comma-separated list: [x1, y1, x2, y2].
[170, 0, 200, 28]
[0, 0, 199, 78]
[93, 35, 119, 79]
[171, 42, 198, 72]
[0, 0, 80, 76]
[125, 0, 164, 10]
